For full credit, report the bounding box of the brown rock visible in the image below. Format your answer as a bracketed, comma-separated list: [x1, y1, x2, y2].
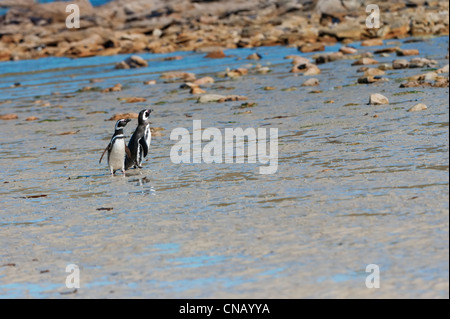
[205, 50, 226, 59]
[25, 116, 39, 121]
[397, 49, 419, 56]
[298, 43, 325, 53]
[302, 78, 320, 86]
[285, 55, 310, 65]
[364, 68, 385, 76]
[315, 52, 343, 64]
[115, 55, 148, 69]
[143, 80, 156, 85]
[108, 113, 139, 121]
[392, 59, 409, 69]
[160, 71, 196, 82]
[0, 114, 18, 120]
[102, 83, 122, 93]
[190, 87, 206, 94]
[352, 58, 379, 66]
[361, 39, 383, 47]
[120, 97, 147, 103]
[339, 46, 357, 54]
[194, 77, 215, 86]
[247, 53, 262, 60]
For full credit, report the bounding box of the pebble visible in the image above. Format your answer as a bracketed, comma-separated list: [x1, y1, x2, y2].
[339, 46, 357, 54]
[298, 42, 325, 53]
[409, 57, 438, 68]
[143, 80, 156, 85]
[247, 53, 262, 60]
[364, 68, 385, 76]
[361, 39, 383, 46]
[115, 55, 148, 69]
[407, 103, 428, 112]
[352, 58, 379, 66]
[302, 78, 320, 86]
[397, 49, 419, 56]
[205, 50, 226, 59]
[369, 93, 389, 105]
[194, 76, 215, 85]
[285, 55, 310, 65]
[0, 114, 18, 120]
[392, 59, 409, 69]
[197, 94, 226, 103]
[25, 116, 39, 121]
[190, 87, 206, 94]
[437, 64, 449, 74]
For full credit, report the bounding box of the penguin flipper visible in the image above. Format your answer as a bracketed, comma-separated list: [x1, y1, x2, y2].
[99, 143, 111, 164]
[125, 145, 132, 160]
[139, 137, 149, 158]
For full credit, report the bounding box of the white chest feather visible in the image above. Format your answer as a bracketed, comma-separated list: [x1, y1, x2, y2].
[109, 136, 126, 169]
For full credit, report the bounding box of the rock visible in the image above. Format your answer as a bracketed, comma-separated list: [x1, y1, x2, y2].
[247, 53, 262, 60]
[364, 68, 385, 76]
[101, 83, 122, 93]
[191, 87, 206, 94]
[437, 64, 449, 74]
[361, 39, 383, 47]
[0, 114, 18, 120]
[298, 43, 325, 53]
[256, 66, 270, 74]
[115, 55, 148, 69]
[205, 50, 226, 58]
[302, 78, 320, 86]
[197, 94, 247, 103]
[198, 94, 226, 103]
[160, 71, 196, 82]
[358, 76, 386, 84]
[25, 116, 39, 121]
[143, 80, 156, 85]
[291, 63, 321, 75]
[407, 103, 428, 112]
[339, 46, 357, 54]
[285, 55, 310, 65]
[392, 59, 409, 69]
[352, 58, 379, 66]
[194, 76, 215, 86]
[397, 49, 419, 56]
[314, 52, 343, 64]
[378, 63, 393, 71]
[374, 47, 399, 54]
[369, 93, 389, 105]
[120, 97, 147, 103]
[164, 56, 183, 61]
[226, 68, 248, 78]
[108, 113, 139, 121]
[217, 95, 247, 102]
[409, 57, 438, 68]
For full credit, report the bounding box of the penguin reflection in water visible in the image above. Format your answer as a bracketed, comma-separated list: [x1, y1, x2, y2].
[125, 109, 152, 170]
[99, 118, 132, 176]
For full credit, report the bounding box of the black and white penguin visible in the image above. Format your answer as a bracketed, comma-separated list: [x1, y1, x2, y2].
[125, 109, 152, 170]
[99, 118, 132, 176]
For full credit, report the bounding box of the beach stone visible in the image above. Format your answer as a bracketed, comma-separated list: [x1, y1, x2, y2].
[392, 59, 409, 69]
[364, 68, 385, 76]
[409, 57, 438, 68]
[226, 68, 248, 77]
[298, 43, 325, 53]
[25, 116, 39, 121]
[190, 87, 206, 94]
[369, 93, 389, 105]
[143, 80, 156, 85]
[0, 114, 18, 120]
[205, 50, 226, 58]
[407, 103, 428, 112]
[352, 58, 379, 66]
[198, 94, 226, 103]
[339, 46, 357, 54]
[286, 55, 310, 65]
[302, 78, 320, 86]
[315, 52, 343, 64]
[160, 71, 196, 82]
[247, 53, 262, 60]
[397, 49, 419, 56]
[108, 113, 138, 121]
[115, 55, 148, 69]
[361, 39, 383, 47]
[194, 76, 215, 86]
[374, 47, 399, 54]
[378, 63, 393, 71]
[437, 64, 449, 74]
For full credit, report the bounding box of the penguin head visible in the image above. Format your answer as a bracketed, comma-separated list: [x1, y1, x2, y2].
[139, 109, 153, 124]
[115, 118, 132, 130]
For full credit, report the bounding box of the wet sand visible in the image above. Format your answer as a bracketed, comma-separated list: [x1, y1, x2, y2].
[0, 36, 448, 298]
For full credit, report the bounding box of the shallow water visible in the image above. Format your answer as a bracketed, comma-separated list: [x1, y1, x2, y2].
[0, 36, 448, 298]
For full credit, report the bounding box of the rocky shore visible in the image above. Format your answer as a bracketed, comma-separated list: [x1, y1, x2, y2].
[0, 0, 448, 61]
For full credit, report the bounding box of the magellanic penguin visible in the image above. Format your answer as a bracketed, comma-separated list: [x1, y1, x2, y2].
[125, 109, 152, 170]
[99, 118, 132, 176]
